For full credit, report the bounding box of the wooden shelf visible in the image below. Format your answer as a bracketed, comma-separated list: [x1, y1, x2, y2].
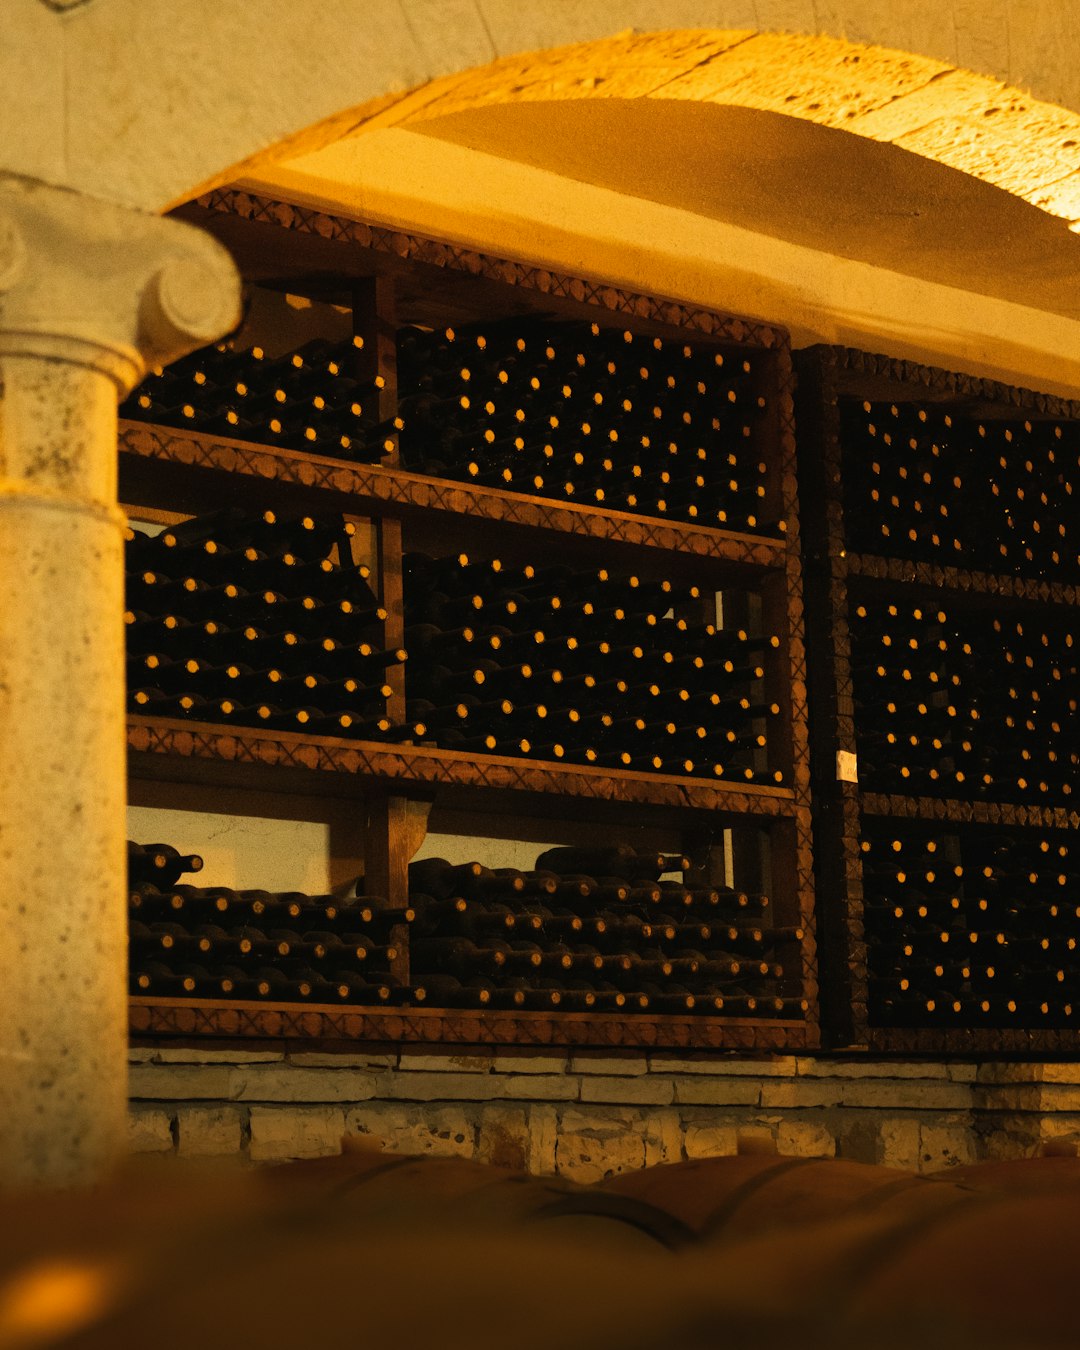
[846, 553, 1079, 607]
[182, 189, 790, 356]
[822, 343, 1080, 419]
[862, 1025, 1080, 1057]
[129, 996, 816, 1052]
[858, 791, 1078, 830]
[118, 421, 787, 569]
[127, 715, 797, 818]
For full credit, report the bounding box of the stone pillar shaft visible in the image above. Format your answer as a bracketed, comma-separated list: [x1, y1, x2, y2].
[0, 176, 239, 1187]
[0, 420, 128, 1186]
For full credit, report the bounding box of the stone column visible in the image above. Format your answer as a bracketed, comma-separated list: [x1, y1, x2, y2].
[0, 176, 240, 1187]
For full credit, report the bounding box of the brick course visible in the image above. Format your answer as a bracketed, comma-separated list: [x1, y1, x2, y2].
[126, 1050, 1080, 1174]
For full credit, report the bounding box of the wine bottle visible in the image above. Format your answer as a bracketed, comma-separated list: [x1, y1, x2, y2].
[128, 920, 211, 961]
[129, 885, 231, 924]
[130, 960, 210, 998]
[128, 841, 204, 891]
[194, 923, 261, 961]
[410, 973, 493, 1009]
[410, 936, 510, 978]
[534, 845, 689, 880]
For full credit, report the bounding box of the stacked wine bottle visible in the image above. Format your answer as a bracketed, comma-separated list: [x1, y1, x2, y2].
[849, 597, 1078, 802]
[128, 840, 805, 1018]
[863, 822, 1080, 1027]
[395, 316, 777, 534]
[128, 841, 411, 1005]
[840, 398, 1080, 581]
[406, 845, 806, 1017]
[118, 313, 781, 534]
[403, 549, 784, 781]
[119, 335, 394, 465]
[126, 506, 409, 739]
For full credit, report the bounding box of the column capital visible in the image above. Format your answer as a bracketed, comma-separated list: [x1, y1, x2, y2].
[0, 175, 241, 394]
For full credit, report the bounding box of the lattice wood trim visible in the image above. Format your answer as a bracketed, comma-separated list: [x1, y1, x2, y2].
[847, 554, 1078, 608]
[821, 344, 1080, 419]
[190, 189, 788, 353]
[859, 793, 1080, 830]
[864, 1025, 1080, 1056]
[794, 351, 867, 1048]
[129, 996, 815, 1051]
[770, 344, 819, 1031]
[118, 422, 786, 570]
[127, 716, 798, 817]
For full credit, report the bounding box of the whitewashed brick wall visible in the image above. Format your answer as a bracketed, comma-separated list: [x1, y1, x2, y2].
[127, 1048, 1080, 1176]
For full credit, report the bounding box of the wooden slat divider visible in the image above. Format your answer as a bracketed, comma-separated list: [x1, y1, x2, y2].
[129, 996, 814, 1052]
[118, 421, 786, 569]
[126, 715, 798, 817]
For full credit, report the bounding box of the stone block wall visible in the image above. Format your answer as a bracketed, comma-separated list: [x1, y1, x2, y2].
[127, 1047, 1080, 1176]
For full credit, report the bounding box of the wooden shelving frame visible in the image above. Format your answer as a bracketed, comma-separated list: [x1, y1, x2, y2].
[123, 190, 819, 1053]
[127, 714, 796, 818]
[129, 995, 811, 1052]
[798, 343, 1080, 1055]
[118, 422, 786, 570]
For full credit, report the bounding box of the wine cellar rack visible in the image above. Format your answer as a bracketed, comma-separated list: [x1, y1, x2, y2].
[122, 189, 819, 1053]
[798, 344, 1080, 1053]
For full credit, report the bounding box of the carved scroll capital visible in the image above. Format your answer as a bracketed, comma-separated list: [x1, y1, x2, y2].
[0, 175, 241, 394]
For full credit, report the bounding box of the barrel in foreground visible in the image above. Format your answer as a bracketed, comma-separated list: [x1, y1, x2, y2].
[0, 1150, 1077, 1350]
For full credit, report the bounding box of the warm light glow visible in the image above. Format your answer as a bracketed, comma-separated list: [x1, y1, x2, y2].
[0, 1260, 120, 1346]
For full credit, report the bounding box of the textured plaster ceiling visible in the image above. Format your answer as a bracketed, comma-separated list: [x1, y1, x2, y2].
[410, 100, 1080, 321]
[389, 28, 1080, 227]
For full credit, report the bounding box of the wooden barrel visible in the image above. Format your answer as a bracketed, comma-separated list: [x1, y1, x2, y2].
[260, 1146, 693, 1254]
[599, 1154, 972, 1240]
[926, 1155, 1080, 1193]
[0, 1168, 747, 1350]
[0, 1158, 769, 1350]
[3, 1155, 1080, 1348]
[840, 1192, 1080, 1345]
[704, 1189, 1080, 1348]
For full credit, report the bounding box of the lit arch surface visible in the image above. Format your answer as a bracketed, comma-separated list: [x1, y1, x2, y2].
[230, 28, 1080, 227]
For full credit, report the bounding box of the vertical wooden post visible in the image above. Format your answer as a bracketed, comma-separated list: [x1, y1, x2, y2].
[354, 274, 407, 726]
[353, 275, 400, 467]
[352, 275, 414, 987]
[363, 792, 432, 987]
[761, 569, 797, 787]
[380, 516, 407, 729]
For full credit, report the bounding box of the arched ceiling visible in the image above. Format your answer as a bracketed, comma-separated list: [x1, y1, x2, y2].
[8, 2, 1080, 220]
[241, 28, 1080, 227]
[398, 100, 1080, 321]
